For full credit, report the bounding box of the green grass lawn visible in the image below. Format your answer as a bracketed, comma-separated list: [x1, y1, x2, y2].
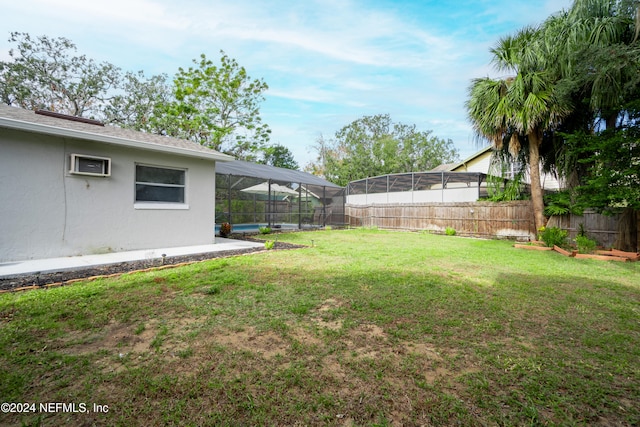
[1, 229, 638, 426]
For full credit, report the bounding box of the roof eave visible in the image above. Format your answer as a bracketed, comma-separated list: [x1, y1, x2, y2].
[450, 145, 493, 171]
[0, 117, 235, 162]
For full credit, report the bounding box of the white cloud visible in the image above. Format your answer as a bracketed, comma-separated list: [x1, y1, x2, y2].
[0, 0, 577, 167]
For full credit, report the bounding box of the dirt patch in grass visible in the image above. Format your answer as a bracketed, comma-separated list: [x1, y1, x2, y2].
[59, 315, 208, 373]
[215, 327, 289, 359]
[3, 311, 504, 426]
[61, 320, 155, 357]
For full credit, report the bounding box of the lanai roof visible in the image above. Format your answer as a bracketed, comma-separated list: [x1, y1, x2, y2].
[216, 159, 341, 188]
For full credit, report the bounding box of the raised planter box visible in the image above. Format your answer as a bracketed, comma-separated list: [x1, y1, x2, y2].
[553, 245, 576, 257]
[596, 249, 640, 261]
[514, 244, 638, 262]
[514, 244, 553, 251]
[574, 253, 629, 262]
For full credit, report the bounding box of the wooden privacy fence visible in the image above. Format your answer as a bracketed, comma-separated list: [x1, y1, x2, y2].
[346, 201, 536, 239]
[547, 210, 640, 250]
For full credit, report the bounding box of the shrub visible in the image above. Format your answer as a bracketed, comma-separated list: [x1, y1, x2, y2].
[445, 227, 456, 236]
[544, 191, 583, 217]
[264, 240, 275, 250]
[539, 226, 568, 247]
[219, 222, 232, 237]
[575, 235, 597, 254]
[258, 226, 272, 235]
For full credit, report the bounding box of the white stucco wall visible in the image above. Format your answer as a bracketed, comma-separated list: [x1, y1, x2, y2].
[0, 128, 216, 262]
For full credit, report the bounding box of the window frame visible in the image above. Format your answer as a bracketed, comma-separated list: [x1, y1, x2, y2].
[69, 153, 111, 177]
[134, 163, 189, 210]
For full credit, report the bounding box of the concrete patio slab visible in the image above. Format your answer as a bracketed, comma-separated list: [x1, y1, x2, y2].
[0, 238, 264, 278]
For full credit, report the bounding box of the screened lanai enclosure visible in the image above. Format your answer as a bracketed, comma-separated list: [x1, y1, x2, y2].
[215, 160, 345, 234]
[346, 171, 489, 205]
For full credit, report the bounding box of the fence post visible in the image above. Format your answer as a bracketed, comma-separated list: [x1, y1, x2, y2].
[227, 174, 232, 226]
[322, 186, 327, 226]
[267, 179, 272, 227]
[298, 183, 302, 229]
[411, 172, 415, 203]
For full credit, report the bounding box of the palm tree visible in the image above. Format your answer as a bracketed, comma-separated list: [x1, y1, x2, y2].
[544, 0, 639, 130]
[542, 0, 640, 250]
[466, 28, 571, 231]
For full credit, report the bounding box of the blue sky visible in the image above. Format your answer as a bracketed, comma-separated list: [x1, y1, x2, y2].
[0, 0, 573, 167]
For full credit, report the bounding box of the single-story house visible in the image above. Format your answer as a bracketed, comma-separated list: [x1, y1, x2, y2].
[0, 104, 233, 263]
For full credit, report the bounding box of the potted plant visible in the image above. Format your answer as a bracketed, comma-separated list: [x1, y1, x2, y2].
[219, 222, 232, 237]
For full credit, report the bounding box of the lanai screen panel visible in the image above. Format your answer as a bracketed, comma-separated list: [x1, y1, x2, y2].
[215, 160, 345, 230]
[346, 172, 488, 204]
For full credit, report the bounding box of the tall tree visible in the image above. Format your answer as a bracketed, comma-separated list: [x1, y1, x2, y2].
[259, 143, 299, 170]
[544, 0, 640, 130]
[304, 134, 333, 178]
[467, 27, 571, 231]
[541, 0, 640, 249]
[1, 34, 272, 161]
[564, 119, 640, 250]
[0, 32, 120, 117]
[102, 71, 172, 133]
[158, 51, 271, 159]
[308, 114, 459, 186]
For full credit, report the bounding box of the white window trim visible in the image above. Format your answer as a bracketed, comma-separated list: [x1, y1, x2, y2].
[134, 163, 188, 209]
[134, 202, 189, 210]
[69, 153, 111, 177]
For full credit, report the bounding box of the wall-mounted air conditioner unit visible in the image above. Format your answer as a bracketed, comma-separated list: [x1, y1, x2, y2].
[70, 154, 111, 177]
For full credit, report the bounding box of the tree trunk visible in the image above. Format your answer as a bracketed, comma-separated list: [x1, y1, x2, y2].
[614, 208, 638, 252]
[606, 112, 618, 131]
[528, 130, 546, 231]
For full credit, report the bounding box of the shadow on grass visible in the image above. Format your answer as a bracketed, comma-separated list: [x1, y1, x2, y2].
[0, 257, 638, 426]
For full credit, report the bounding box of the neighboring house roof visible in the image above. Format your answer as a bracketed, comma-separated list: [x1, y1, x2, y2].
[216, 159, 342, 188]
[447, 146, 493, 172]
[0, 104, 234, 162]
[432, 144, 563, 190]
[430, 163, 457, 172]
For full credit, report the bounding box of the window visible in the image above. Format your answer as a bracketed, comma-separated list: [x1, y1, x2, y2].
[135, 165, 186, 204]
[70, 154, 111, 177]
[504, 160, 524, 180]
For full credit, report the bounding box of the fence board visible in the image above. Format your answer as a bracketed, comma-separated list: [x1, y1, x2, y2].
[547, 210, 621, 249]
[347, 203, 637, 250]
[346, 201, 536, 239]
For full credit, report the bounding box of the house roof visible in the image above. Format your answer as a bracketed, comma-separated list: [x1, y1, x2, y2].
[434, 146, 493, 172]
[430, 163, 457, 172]
[0, 104, 234, 162]
[216, 159, 342, 188]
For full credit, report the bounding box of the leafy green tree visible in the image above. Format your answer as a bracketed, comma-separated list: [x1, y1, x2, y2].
[158, 51, 271, 159]
[304, 134, 333, 178]
[1, 34, 272, 161]
[102, 71, 172, 133]
[0, 32, 120, 117]
[561, 112, 640, 250]
[570, 126, 640, 213]
[540, 0, 640, 249]
[259, 143, 299, 170]
[468, 0, 639, 235]
[309, 114, 459, 186]
[543, 0, 640, 131]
